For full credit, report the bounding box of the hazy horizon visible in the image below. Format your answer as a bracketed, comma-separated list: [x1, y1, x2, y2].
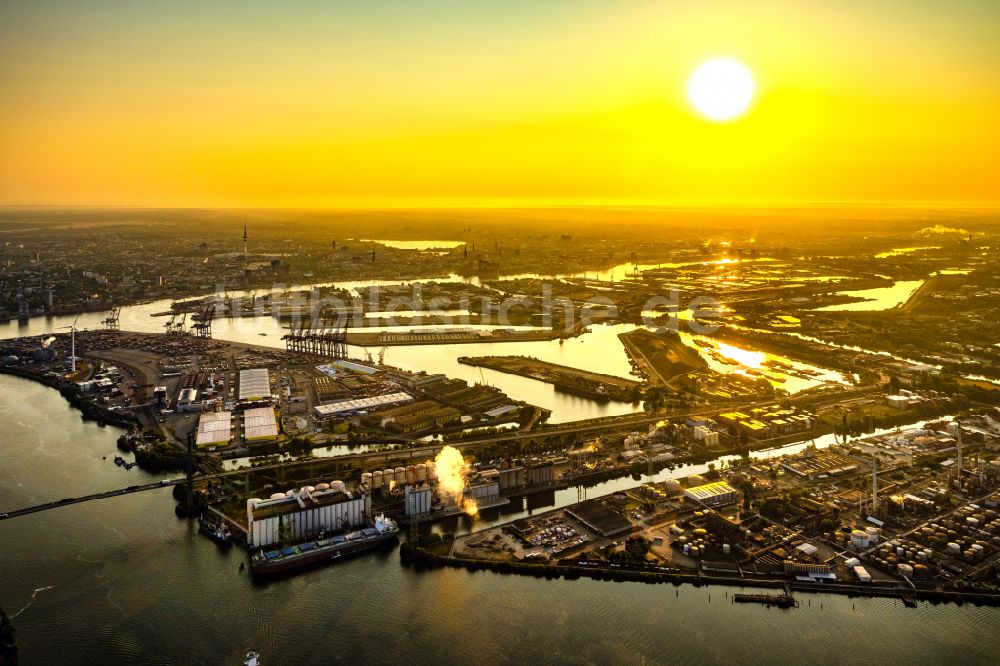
[3, 1, 999, 208]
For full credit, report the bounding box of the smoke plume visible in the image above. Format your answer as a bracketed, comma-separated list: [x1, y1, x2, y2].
[433, 445, 478, 517]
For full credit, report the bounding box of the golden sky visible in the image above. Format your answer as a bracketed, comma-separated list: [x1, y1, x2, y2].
[1, 0, 998, 207]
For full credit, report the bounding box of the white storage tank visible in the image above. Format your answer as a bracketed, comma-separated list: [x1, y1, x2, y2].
[395, 467, 406, 485]
[665, 479, 682, 493]
[947, 542, 961, 555]
[416, 463, 427, 482]
[361, 472, 373, 488]
[851, 530, 869, 549]
[897, 563, 914, 576]
[384, 469, 396, 485]
[270, 492, 285, 500]
[427, 462, 437, 480]
[330, 480, 346, 494]
[372, 470, 383, 489]
[722, 543, 731, 555]
[687, 474, 705, 487]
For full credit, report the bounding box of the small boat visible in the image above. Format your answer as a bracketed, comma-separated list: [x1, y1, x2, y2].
[244, 650, 260, 666]
[199, 515, 232, 546]
[258, 332, 267, 337]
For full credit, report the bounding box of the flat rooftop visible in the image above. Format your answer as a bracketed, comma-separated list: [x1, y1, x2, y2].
[239, 368, 271, 400]
[196, 410, 232, 447]
[244, 406, 278, 441]
[313, 392, 412, 417]
[566, 499, 632, 537]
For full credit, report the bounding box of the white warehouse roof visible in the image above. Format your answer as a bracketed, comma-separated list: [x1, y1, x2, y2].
[313, 392, 412, 417]
[244, 406, 279, 441]
[239, 368, 271, 400]
[196, 411, 232, 447]
[684, 481, 738, 504]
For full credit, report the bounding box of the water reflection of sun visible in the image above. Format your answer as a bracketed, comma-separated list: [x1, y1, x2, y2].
[716, 343, 764, 368]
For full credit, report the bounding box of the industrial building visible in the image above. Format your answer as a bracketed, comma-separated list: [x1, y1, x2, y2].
[313, 392, 412, 418]
[566, 499, 632, 538]
[243, 406, 279, 442]
[238, 368, 271, 401]
[684, 481, 739, 506]
[404, 485, 433, 516]
[465, 479, 503, 509]
[317, 360, 379, 375]
[196, 411, 232, 448]
[177, 387, 200, 412]
[246, 485, 371, 548]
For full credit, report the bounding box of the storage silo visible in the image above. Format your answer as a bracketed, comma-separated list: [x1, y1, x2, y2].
[416, 463, 427, 482]
[361, 472, 373, 488]
[372, 470, 384, 489]
[395, 467, 406, 485]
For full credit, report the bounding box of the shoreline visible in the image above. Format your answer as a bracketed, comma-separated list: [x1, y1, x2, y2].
[0, 366, 136, 431]
[401, 546, 1000, 607]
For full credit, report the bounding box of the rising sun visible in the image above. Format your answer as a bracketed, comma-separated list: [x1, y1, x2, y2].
[687, 58, 755, 122]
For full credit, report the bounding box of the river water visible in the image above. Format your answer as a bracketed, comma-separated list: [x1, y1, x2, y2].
[2, 373, 999, 665]
[0, 293, 845, 424]
[0, 278, 647, 423]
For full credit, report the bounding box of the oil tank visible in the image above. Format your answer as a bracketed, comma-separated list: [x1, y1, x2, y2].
[361, 472, 373, 488]
[427, 462, 437, 480]
[406, 465, 417, 485]
[270, 492, 285, 500]
[315, 482, 331, 491]
[664, 479, 682, 493]
[395, 467, 406, 485]
[372, 470, 384, 489]
[330, 480, 346, 494]
[384, 469, 396, 485]
[687, 474, 705, 486]
[416, 463, 427, 482]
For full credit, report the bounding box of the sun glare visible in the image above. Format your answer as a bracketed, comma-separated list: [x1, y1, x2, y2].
[687, 58, 755, 122]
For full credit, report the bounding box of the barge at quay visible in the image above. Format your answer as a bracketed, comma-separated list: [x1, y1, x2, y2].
[250, 514, 398, 575]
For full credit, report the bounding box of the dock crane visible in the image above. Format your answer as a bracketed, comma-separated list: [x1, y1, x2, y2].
[191, 305, 215, 338]
[102, 307, 121, 331]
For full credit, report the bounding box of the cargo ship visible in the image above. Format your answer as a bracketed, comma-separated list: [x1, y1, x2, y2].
[250, 514, 398, 575]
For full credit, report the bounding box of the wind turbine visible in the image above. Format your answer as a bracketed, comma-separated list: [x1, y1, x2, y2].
[60, 315, 80, 373]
